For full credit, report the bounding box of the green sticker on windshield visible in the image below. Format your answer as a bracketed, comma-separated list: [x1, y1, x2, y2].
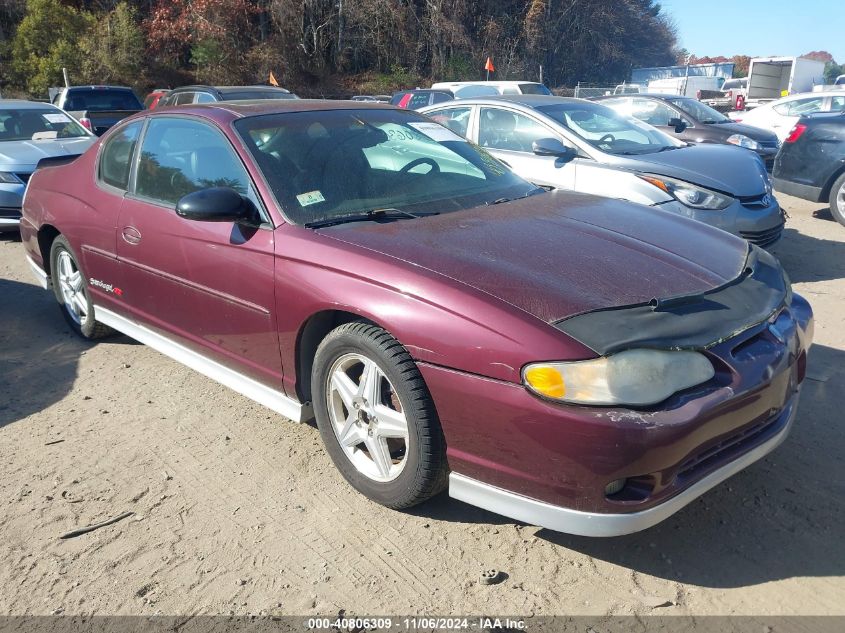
[297, 190, 325, 206]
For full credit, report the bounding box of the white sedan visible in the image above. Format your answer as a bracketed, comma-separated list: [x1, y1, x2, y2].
[730, 90, 845, 141]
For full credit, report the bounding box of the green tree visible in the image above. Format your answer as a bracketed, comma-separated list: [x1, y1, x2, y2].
[11, 0, 93, 95]
[79, 2, 144, 86]
[824, 61, 844, 84]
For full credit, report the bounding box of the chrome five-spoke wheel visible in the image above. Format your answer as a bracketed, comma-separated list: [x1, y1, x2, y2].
[56, 250, 88, 326]
[313, 322, 447, 509]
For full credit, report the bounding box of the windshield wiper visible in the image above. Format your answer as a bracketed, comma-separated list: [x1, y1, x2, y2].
[304, 208, 427, 229]
[487, 187, 545, 205]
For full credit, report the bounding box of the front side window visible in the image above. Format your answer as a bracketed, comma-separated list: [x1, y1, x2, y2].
[0, 108, 90, 142]
[135, 118, 250, 206]
[426, 107, 472, 137]
[99, 121, 142, 190]
[629, 98, 680, 127]
[408, 93, 432, 109]
[194, 92, 216, 104]
[235, 109, 538, 226]
[478, 108, 556, 152]
[665, 98, 728, 124]
[774, 98, 824, 116]
[537, 101, 682, 155]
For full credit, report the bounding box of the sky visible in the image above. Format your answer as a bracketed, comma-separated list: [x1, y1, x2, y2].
[660, 0, 844, 63]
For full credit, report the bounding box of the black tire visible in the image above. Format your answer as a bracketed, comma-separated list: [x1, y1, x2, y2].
[830, 172, 845, 227]
[312, 322, 448, 509]
[49, 235, 113, 339]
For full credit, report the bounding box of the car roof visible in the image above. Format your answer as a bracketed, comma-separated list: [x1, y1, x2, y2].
[65, 85, 135, 91]
[142, 99, 397, 123]
[0, 99, 61, 110]
[426, 94, 585, 108]
[170, 85, 291, 94]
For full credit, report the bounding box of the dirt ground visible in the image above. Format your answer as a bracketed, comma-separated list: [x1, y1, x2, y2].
[0, 193, 843, 618]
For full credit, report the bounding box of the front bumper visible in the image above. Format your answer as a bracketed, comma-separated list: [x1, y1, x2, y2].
[658, 193, 784, 248]
[0, 182, 26, 231]
[426, 294, 812, 536]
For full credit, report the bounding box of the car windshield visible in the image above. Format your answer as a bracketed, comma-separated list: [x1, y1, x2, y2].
[666, 97, 730, 124]
[536, 102, 682, 155]
[64, 89, 142, 111]
[0, 108, 90, 141]
[235, 109, 540, 226]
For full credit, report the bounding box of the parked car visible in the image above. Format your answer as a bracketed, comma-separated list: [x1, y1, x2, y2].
[729, 90, 845, 141]
[0, 100, 96, 232]
[699, 77, 748, 112]
[432, 81, 552, 96]
[421, 95, 784, 246]
[50, 85, 143, 136]
[596, 93, 780, 170]
[389, 89, 454, 110]
[158, 85, 299, 107]
[144, 88, 170, 109]
[773, 112, 845, 226]
[20, 100, 812, 536]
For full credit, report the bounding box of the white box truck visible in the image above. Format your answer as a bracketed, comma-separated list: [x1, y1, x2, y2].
[745, 56, 826, 109]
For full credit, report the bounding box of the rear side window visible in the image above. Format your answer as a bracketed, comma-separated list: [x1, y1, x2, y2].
[194, 92, 216, 104]
[99, 121, 142, 190]
[408, 93, 431, 109]
[426, 107, 472, 137]
[135, 118, 250, 206]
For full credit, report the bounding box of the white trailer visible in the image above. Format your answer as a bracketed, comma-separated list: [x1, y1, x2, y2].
[647, 75, 724, 97]
[745, 56, 826, 109]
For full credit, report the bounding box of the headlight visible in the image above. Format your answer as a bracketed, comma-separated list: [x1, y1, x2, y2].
[523, 349, 715, 406]
[638, 174, 733, 210]
[0, 171, 23, 184]
[726, 134, 762, 151]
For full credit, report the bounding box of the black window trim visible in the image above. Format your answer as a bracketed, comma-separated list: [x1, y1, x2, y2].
[125, 113, 274, 228]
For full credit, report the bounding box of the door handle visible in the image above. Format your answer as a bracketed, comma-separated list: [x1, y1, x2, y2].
[121, 226, 142, 245]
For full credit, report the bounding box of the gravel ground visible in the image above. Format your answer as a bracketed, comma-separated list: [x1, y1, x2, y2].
[0, 193, 843, 617]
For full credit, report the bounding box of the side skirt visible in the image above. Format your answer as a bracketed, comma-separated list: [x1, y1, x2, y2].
[94, 305, 312, 423]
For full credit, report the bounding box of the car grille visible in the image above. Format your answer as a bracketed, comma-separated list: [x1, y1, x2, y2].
[677, 410, 785, 481]
[758, 140, 779, 150]
[740, 222, 784, 247]
[738, 193, 773, 209]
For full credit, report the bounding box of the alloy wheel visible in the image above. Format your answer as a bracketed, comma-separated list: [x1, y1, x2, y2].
[56, 250, 88, 326]
[326, 353, 410, 482]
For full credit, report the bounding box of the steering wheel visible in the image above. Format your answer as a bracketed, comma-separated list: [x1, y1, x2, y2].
[598, 133, 616, 145]
[400, 157, 440, 175]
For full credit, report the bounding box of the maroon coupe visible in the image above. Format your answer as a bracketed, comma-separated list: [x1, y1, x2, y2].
[20, 101, 813, 536]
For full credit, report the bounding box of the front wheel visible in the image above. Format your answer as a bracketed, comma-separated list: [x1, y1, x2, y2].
[830, 172, 845, 227]
[312, 322, 447, 509]
[50, 235, 113, 339]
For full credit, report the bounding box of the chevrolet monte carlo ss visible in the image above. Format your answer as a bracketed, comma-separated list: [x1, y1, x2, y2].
[21, 101, 813, 536]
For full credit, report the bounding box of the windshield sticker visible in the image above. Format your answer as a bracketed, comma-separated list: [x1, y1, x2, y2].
[407, 121, 466, 143]
[297, 190, 326, 206]
[32, 131, 59, 140]
[42, 113, 72, 124]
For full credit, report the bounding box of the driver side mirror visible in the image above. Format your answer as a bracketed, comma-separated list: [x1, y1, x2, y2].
[667, 117, 687, 133]
[176, 187, 252, 223]
[532, 137, 575, 159]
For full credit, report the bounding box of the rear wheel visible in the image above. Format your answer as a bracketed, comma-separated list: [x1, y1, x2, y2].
[49, 235, 113, 339]
[830, 172, 845, 227]
[312, 322, 447, 509]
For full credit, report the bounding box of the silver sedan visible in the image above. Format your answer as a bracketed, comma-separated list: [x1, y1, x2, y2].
[1, 100, 96, 232]
[420, 95, 784, 247]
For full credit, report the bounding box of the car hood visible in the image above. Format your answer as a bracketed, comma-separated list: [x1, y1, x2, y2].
[711, 121, 779, 144]
[616, 144, 769, 197]
[320, 191, 749, 324]
[0, 137, 96, 170]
